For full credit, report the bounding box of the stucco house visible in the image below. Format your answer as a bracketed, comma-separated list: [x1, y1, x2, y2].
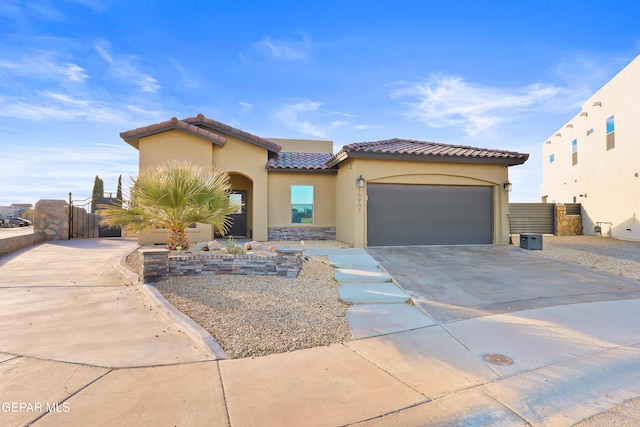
[120, 114, 528, 247]
[540, 54, 640, 241]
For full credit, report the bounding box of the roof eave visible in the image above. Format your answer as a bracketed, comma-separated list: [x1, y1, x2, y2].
[191, 121, 282, 154]
[325, 151, 349, 168]
[119, 125, 226, 150]
[331, 151, 528, 166]
[266, 167, 338, 174]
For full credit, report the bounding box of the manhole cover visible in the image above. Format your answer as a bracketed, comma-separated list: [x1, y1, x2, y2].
[482, 353, 515, 366]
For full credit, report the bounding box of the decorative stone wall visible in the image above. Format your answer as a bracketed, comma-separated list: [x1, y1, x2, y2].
[139, 248, 304, 282]
[268, 227, 336, 241]
[554, 203, 583, 236]
[0, 199, 68, 257]
[34, 199, 69, 241]
[0, 234, 43, 257]
[140, 248, 170, 283]
[275, 248, 304, 278]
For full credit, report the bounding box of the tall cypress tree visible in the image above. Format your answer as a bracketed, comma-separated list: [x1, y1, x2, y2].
[91, 175, 104, 213]
[116, 175, 123, 201]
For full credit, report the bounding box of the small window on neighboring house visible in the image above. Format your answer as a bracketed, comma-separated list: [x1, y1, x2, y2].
[606, 115, 615, 150]
[549, 153, 555, 163]
[572, 139, 578, 165]
[291, 185, 314, 224]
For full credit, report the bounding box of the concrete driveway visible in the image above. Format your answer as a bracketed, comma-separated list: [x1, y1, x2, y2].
[2, 238, 640, 426]
[368, 245, 640, 323]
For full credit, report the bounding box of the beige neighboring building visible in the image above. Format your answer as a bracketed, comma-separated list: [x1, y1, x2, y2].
[120, 114, 528, 247]
[540, 55, 640, 241]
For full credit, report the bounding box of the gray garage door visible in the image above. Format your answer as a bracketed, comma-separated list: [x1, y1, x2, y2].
[367, 184, 493, 246]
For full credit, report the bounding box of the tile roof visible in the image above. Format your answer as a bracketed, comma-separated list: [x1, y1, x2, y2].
[120, 114, 281, 153]
[184, 114, 282, 153]
[266, 152, 337, 173]
[120, 117, 227, 149]
[328, 138, 529, 166]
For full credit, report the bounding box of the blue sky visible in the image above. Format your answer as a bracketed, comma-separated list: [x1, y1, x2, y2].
[1, 0, 639, 206]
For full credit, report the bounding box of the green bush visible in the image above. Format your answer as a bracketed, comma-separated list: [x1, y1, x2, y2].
[224, 237, 245, 254]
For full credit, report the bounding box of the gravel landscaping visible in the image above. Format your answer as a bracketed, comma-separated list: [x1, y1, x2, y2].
[130, 240, 352, 359]
[541, 235, 640, 281]
[125, 235, 640, 360]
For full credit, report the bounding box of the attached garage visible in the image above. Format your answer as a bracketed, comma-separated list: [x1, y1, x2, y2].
[329, 138, 529, 248]
[367, 183, 493, 246]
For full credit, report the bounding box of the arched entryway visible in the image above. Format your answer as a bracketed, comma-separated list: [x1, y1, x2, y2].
[227, 173, 254, 238]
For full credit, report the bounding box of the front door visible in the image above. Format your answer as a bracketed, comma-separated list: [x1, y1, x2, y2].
[227, 190, 247, 237]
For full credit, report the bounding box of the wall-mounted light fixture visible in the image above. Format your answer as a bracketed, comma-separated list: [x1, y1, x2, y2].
[503, 181, 512, 192]
[593, 101, 602, 107]
[579, 194, 587, 198]
[357, 175, 365, 188]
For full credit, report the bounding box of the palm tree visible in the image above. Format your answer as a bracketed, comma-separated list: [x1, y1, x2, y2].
[98, 161, 240, 250]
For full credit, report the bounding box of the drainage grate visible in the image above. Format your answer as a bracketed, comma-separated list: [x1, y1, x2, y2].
[482, 353, 515, 366]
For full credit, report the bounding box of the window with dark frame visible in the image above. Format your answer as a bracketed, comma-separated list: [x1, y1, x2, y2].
[606, 115, 615, 150]
[291, 185, 314, 224]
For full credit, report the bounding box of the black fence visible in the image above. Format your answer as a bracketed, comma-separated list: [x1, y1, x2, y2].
[68, 193, 121, 239]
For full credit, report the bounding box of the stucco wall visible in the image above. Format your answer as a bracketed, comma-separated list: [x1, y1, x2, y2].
[336, 158, 511, 247]
[541, 55, 640, 241]
[137, 130, 217, 245]
[135, 130, 273, 244]
[267, 172, 337, 230]
[335, 160, 359, 246]
[267, 138, 334, 153]
[139, 129, 214, 170]
[212, 136, 270, 241]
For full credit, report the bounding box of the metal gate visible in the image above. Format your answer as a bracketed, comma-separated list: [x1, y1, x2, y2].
[68, 193, 121, 239]
[508, 203, 581, 234]
[508, 203, 554, 234]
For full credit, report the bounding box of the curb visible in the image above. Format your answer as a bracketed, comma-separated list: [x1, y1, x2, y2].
[116, 246, 228, 360]
[137, 284, 228, 360]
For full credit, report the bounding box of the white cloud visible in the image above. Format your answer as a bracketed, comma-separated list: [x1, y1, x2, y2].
[169, 58, 201, 89]
[274, 99, 351, 137]
[40, 91, 89, 106]
[0, 0, 64, 23]
[254, 35, 310, 61]
[0, 51, 88, 82]
[95, 44, 160, 93]
[238, 101, 253, 114]
[0, 139, 138, 205]
[391, 74, 563, 136]
[68, 0, 108, 12]
[0, 91, 161, 124]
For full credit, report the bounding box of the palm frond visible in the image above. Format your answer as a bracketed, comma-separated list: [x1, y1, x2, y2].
[98, 160, 241, 248]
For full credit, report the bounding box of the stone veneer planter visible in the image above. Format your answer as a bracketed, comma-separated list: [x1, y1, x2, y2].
[139, 248, 304, 283]
[554, 203, 583, 236]
[268, 227, 335, 241]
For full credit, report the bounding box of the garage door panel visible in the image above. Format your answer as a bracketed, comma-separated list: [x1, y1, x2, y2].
[367, 184, 493, 246]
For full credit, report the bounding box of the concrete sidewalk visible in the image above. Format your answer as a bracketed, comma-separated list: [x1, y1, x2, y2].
[1, 239, 640, 426]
